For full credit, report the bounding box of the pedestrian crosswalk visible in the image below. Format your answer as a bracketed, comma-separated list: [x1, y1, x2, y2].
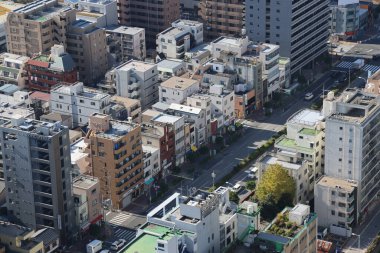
[336, 61, 356, 69]
[114, 227, 136, 241]
[362, 64, 380, 74]
[109, 213, 130, 225]
[335, 61, 380, 76]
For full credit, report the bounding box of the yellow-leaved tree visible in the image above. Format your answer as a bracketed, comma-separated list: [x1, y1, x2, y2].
[256, 164, 296, 204]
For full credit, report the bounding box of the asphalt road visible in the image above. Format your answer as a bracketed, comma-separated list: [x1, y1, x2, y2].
[171, 71, 335, 197]
[142, 70, 362, 215]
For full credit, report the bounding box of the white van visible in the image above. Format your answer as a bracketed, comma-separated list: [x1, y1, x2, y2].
[86, 240, 102, 253]
[232, 183, 242, 193]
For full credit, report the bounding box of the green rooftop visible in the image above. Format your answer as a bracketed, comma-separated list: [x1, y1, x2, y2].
[143, 223, 172, 236]
[122, 234, 158, 253]
[275, 136, 313, 153]
[122, 223, 195, 253]
[299, 128, 320, 136]
[33, 55, 50, 62]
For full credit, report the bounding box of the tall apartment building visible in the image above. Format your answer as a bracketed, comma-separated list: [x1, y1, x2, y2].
[330, 0, 360, 39]
[0, 52, 29, 88]
[106, 25, 146, 66]
[118, 0, 180, 48]
[66, 19, 108, 85]
[0, 117, 74, 239]
[87, 114, 143, 209]
[27, 45, 77, 92]
[6, 0, 76, 57]
[113, 60, 159, 110]
[246, 0, 330, 74]
[50, 82, 111, 127]
[323, 89, 380, 215]
[180, 0, 199, 20]
[199, 0, 245, 41]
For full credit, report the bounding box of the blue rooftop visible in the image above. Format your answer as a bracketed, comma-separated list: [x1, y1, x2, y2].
[0, 84, 19, 95]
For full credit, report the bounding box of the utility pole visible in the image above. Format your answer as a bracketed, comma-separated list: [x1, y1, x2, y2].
[211, 171, 216, 189]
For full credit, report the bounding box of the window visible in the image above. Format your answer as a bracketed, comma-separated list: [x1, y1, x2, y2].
[59, 95, 64, 99]
[331, 201, 335, 205]
[79, 99, 84, 103]
[91, 102, 95, 106]
[339, 127, 343, 130]
[98, 152, 105, 157]
[331, 210, 335, 215]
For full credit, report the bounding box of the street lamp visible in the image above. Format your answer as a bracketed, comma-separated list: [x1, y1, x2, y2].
[352, 233, 361, 249]
[211, 171, 216, 189]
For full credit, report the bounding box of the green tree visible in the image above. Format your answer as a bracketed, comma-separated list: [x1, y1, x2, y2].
[246, 180, 256, 191]
[256, 164, 296, 205]
[229, 191, 239, 203]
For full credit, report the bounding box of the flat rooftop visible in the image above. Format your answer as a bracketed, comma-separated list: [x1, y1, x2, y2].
[0, 105, 34, 119]
[169, 103, 202, 114]
[0, 221, 32, 237]
[123, 223, 194, 253]
[52, 84, 110, 100]
[70, 138, 87, 163]
[111, 96, 140, 108]
[95, 120, 137, 140]
[287, 109, 324, 127]
[261, 155, 302, 171]
[172, 19, 202, 27]
[212, 36, 244, 47]
[317, 176, 357, 192]
[161, 76, 198, 90]
[17, 0, 72, 22]
[116, 60, 156, 72]
[0, 117, 64, 137]
[159, 27, 188, 38]
[275, 136, 313, 154]
[157, 59, 184, 70]
[73, 175, 98, 189]
[299, 128, 320, 136]
[106, 25, 144, 35]
[1, 52, 29, 62]
[152, 113, 182, 124]
[328, 89, 380, 124]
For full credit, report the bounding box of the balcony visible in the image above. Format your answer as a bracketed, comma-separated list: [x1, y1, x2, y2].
[347, 215, 354, 224]
[347, 205, 354, 213]
[348, 194, 355, 203]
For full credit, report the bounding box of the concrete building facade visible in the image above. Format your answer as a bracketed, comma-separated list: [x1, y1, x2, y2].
[6, 0, 76, 56]
[246, 0, 330, 74]
[323, 89, 380, 215]
[113, 60, 159, 110]
[66, 19, 108, 85]
[117, 0, 180, 48]
[50, 82, 111, 127]
[199, 0, 245, 41]
[159, 76, 199, 105]
[315, 176, 357, 229]
[87, 114, 143, 209]
[0, 117, 74, 239]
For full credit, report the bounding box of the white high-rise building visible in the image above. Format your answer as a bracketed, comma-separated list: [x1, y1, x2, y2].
[245, 0, 330, 74]
[323, 89, 380, 215]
